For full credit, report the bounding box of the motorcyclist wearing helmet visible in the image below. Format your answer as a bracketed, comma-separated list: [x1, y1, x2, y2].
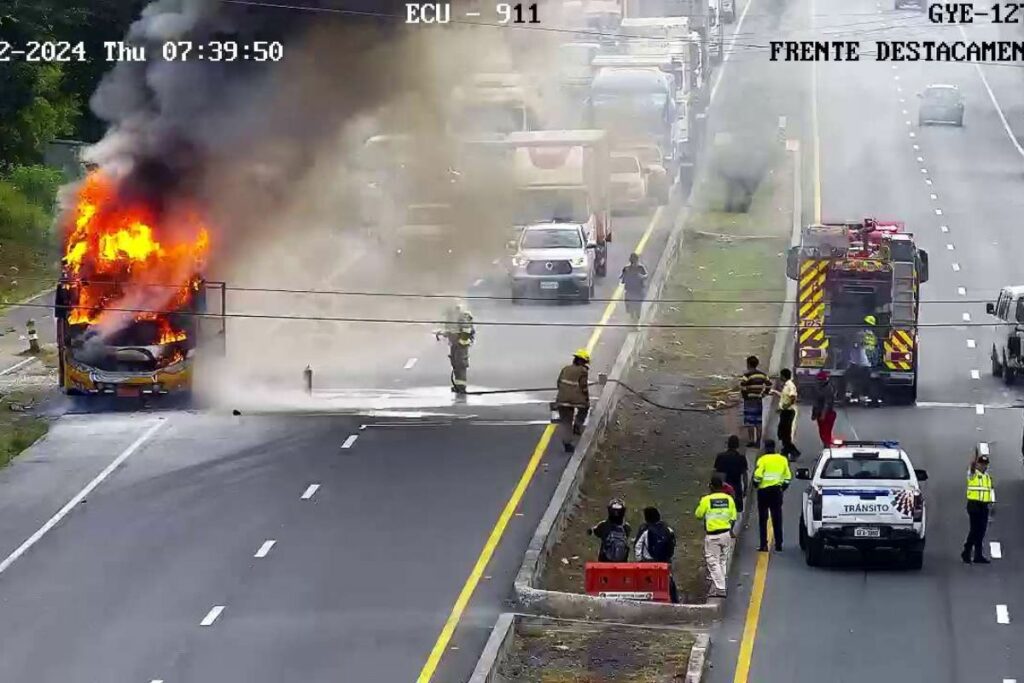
[555, 348, 591, 452]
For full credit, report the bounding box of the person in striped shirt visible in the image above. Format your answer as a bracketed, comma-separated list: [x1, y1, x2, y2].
[740, 355, 771, 448]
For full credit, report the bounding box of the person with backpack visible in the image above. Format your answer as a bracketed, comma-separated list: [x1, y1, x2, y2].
[634, 506, 679, 603]
[587, 498, 631, 562]
[695, 474, 738, 598]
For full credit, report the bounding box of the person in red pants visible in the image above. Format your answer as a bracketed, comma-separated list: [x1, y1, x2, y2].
[811, 371, 837, 447]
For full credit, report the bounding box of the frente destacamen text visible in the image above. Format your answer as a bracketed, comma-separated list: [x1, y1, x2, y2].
[769, 40, 1024, 62]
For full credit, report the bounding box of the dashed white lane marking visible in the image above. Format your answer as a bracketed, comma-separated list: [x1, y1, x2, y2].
[952, 263, 960, 271]
[916, 156, 924, 162]
[255, 540, 276, 558]
[909, 132, 916, 138]
[341, 435, 358, 449]
[946, 243, 954, 250]
[963, 312, 971, 322]
[301, 484, 320, 500]
[473, 278, 484, 287]
[912, 144, 919, 150]
[991, 541, 1002, 559]
[150, 680, 164, 683]
[1003, 679, 1017, 683]
[403, 357, 418, 370]
[976, 404, 985, 415]
[905, 120, 912, 126]
[920, 167, 928, 174]
[932, 194, 939, 201]
[903, 109, 909, 115]
[0, 357, 36, 376]
[958, 287, 966, 296]
[895, 75, 901, 81]
[200, 605, 226, 627]
[924, 179, 932, 186]
[967, 339, 976, 349]
[900, 98, 906, 104]
[971, 369, 981, 380]
[940, 225, 949, 232]
[979, 442, 990, 455]
[935, 208, 943, 215]
[997, 605, 1010, 624]
[0, 419, 165, 577]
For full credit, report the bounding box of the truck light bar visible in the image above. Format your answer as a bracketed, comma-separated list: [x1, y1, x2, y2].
[832, 439, 900, 448]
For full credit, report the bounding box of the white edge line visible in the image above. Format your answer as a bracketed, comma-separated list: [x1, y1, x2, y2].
[255, 540, 276, 558]
[200, 605, 225, 627]
[997, 604, 1010, 624]
[301, 483, 320, 499]
[403, 357, 418, 370]
[962, 24, 1024, 159]
[0, 419, 165, 576]
[709, 0, 753, 103]
[0, 356, 37, 376]
[341, 434, 358, 449]
[991, 541, 1002, 559]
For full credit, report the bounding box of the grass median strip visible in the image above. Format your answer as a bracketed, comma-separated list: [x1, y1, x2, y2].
[540, 154, 792, 611]
[0, 388, 50, 468]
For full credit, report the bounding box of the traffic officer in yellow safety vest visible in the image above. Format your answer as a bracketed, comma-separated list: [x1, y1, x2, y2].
[963, 452, 996, 564]
[555, 349, 591, 453]
[753, 439, 792, 552]
[436, 300, 475, 395]
[861, 315, 879, 363]
[695, 474, 738, 598]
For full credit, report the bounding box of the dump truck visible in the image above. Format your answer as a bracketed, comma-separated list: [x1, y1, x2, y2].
[786, 219, 930, 404]
[504, 129, 612, 277]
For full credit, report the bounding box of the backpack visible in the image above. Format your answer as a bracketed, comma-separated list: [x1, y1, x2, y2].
[644, 523, 675, 562]
[600, 524, 630, 562]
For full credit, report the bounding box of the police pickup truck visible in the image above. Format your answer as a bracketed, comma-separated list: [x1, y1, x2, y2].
[797, 440, 928, 569]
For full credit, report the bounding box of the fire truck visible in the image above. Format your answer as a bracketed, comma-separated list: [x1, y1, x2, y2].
[55, 276, 226, 398]
[786, 219, 930, 404]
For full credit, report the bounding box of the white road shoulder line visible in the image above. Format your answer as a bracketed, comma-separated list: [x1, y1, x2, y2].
[301, 484, 320, 499]
[979, 442, 990, 455]
[403, 357, 418, 370]
[961, 24, 1024, 160]
[255, 540, 276, 558]
[709, 0, 754, 103]
[341, 435, 358, 449]
[0, 419, 165, 577]
[200, 605, 225, 627]
[991, 541, 1002, 559]
[997, 604, 1010, 624]
[0, 357, 37, 376]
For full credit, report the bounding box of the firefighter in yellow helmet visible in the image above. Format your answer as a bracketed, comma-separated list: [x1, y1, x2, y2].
[555, 348, 591, 452]
[861, 315, 879, 364]
[436, 300, 475, 395]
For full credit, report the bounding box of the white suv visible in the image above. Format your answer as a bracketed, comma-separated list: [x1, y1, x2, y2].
[509, 222, 596, 303]
[797, 440, 928, 570]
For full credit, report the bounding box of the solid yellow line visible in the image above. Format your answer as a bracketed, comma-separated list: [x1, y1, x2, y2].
[417, 204, 666, 683]
[732, 525, 774, 683]
[416, 424, 555, 683]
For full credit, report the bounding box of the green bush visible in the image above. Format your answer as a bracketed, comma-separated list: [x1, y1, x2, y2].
[7, 164, 64, 211]
[0, 179, 51, 244]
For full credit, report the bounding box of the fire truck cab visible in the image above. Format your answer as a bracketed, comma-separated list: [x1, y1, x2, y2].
[786, 219, 929, 404]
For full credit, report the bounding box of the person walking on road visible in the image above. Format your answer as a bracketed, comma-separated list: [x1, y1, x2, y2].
[620, 252, 649, 324]
[740, 355, 771, 448]
[753, 439, 791, 552]
[963, 452, 996, 564]
[588, 498, 631, 562]
[635, 506, 679, 603]
[811, 370, 838, 447]
[695, 474, 738, 597]
[555, 349, 591, 453]
[773, 368, 802, 460]
[714, 435, 748, 513]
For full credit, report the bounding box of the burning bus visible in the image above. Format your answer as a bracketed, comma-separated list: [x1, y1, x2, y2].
[55, 170, 225, 398]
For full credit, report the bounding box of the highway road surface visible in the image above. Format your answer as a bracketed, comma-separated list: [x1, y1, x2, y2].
[707, 0, 1024, 681]
[0, 165, 679, 681]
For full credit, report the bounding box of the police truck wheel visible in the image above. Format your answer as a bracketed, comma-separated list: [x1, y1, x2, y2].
[805, 537, 825, 567]
[799, 517, 808, 550]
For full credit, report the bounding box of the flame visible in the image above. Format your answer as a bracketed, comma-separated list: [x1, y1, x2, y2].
[62, 170, 210, 341]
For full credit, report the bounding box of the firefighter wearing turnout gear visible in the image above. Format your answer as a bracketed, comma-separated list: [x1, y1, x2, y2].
[963, 452, 996, 564]
[556, 349, 591, 453]
[436, 301, 475, 395]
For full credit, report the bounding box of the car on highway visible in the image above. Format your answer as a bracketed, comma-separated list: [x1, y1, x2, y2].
[797, 440, 928, 569]
[918, 84, 965, 126]
[623, 143, 671, 204]
[509, 222, 596, 303]
[610, 153, 648, 212]
[986, 284, 1024, 385]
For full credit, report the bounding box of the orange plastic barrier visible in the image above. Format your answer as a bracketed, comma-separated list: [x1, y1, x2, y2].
[584, 562, 671, 602]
